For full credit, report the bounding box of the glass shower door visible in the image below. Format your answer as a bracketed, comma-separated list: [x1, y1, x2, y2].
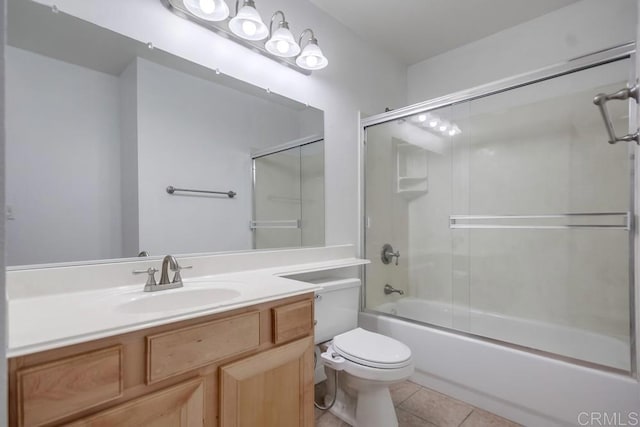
[364, 55, 634, 371]
[450, 58, 632, 370]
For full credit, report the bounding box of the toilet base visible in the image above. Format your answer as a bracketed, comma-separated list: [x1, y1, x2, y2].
[326, 385, 356, 425]
[326, 369, 400, 427]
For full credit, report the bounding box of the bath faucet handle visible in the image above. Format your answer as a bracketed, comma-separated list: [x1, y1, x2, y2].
[386, 251, 400, 265]
[171, 264, 192, 284]
[390, 250, 400, 266]
[381, 243, 400, 265]
[133, 267, 158, 286]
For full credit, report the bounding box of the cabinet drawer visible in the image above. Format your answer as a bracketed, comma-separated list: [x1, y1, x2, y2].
[146, 311, 260, 383]
[16, 345, 123, 427]
[272, 299, 313, 344]
[67, 378, 204, 427]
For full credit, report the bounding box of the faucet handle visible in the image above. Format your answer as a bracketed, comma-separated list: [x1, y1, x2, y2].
[133, 267, 158, 286]
[381, 243, 400, 266]
[171, 265, 192, 284]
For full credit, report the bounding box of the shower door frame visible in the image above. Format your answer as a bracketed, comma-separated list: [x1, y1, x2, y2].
[360, 42, 638, 375]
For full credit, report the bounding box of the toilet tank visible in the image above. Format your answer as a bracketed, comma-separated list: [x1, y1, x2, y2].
[311, 278, 361, 344]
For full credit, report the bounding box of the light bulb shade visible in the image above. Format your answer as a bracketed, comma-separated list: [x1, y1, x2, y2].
[229, 4, 268, 40]
[265, 27, 300, 57]
[183, 0, 229, 21]
[295, 41, 328, 70]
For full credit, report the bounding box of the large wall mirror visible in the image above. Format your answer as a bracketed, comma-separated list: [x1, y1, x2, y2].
[6, 0, 324, 268]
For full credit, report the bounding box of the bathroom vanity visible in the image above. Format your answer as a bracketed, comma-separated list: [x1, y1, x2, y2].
[8, 292, 314, 426]
[6, 246, 368, 427]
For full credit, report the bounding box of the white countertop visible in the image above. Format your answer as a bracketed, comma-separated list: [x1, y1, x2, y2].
[8, 257, 369, 357]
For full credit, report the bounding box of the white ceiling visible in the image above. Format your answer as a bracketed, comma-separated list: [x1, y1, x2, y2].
[309, 0, 580, 65]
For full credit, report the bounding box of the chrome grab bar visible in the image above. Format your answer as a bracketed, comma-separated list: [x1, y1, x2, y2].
[250, 219, 301, 229]
[593, 84, 639, 144]
[166, 185, 236, 198]
[449, 212, 631, 230]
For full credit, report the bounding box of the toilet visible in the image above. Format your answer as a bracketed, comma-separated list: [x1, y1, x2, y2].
[312, 278, 414, 427]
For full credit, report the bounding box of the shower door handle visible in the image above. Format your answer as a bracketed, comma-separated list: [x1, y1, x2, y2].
[593, 84, 639, 144]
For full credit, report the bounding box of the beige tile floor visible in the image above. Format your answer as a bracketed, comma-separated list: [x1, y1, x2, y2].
[315, 380, 520, 427]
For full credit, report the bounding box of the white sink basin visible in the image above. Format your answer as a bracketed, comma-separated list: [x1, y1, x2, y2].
[115, 287, 241, 314]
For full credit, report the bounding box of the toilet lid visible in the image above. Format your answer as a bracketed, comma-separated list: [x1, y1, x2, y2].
[332, 328, 412, 369]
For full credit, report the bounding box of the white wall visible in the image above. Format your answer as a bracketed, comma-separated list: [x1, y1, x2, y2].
[135, 57, 304, 255]
[32, 0, 409, 251]
[6, 46, 122, 265]
[119, 60, 140, 257]
[407, 0, 636, 103]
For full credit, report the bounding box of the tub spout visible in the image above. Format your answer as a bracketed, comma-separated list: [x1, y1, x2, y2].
[384, 284, 404, 295]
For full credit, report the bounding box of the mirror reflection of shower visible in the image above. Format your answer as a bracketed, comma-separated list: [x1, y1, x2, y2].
[252, 137, 325, 249]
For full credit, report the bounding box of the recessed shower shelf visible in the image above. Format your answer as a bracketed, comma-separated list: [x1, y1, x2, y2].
[395, 142, 428, 198]
[397, 177, 428, 198]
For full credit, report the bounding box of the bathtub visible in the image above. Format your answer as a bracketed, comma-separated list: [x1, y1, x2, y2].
[359, 297, 639, 426]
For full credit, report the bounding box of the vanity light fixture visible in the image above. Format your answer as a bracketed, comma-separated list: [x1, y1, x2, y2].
[162, 0, 327, 74]
[296, 29, 328, 70]
[184, 0, 229, 21]
[265, 11, 300, 58]
[229, 0, 268, 40]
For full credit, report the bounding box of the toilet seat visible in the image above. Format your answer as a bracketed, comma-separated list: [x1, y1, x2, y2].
[332, 328, 412, 369]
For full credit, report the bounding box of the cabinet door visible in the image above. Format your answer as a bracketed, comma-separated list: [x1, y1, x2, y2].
[220, 336, 314, 427]
[68, 378, 204, 427]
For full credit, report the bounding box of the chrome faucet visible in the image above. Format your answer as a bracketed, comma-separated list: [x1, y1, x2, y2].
[132, 255, 192, 292]
[159, 255, 180, 285]
[384, 284, 404, 296]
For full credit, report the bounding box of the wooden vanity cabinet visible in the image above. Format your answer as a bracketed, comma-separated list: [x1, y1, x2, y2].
[8, 293, 315, 427]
